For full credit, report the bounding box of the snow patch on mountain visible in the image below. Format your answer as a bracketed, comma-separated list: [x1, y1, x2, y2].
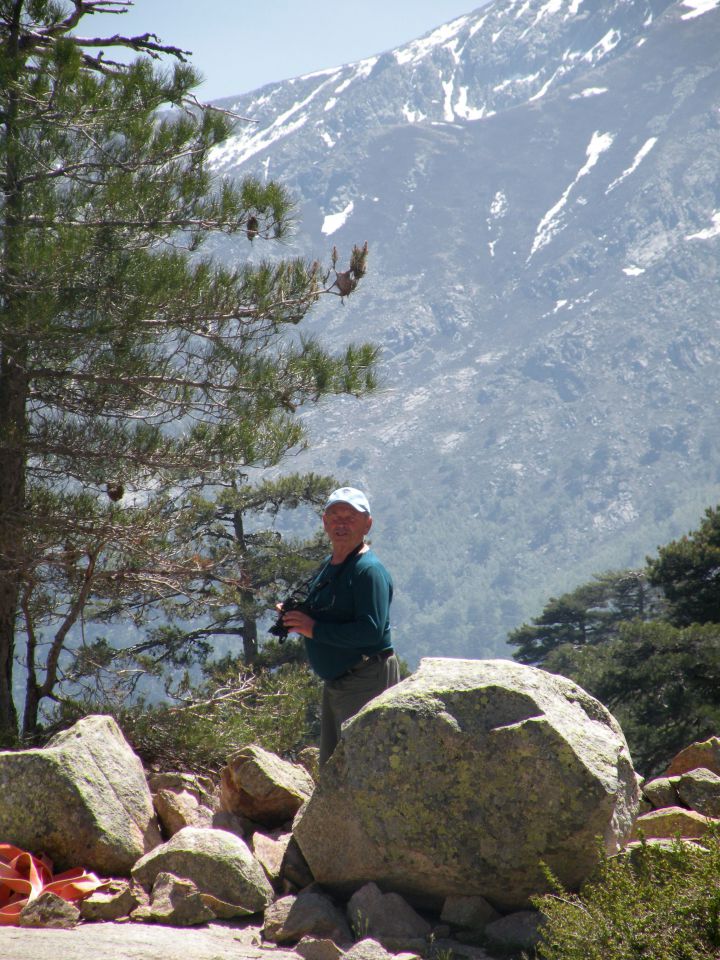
[334, 59, 378, 91]
[454, 86, 487, 120]
[512, 0, 583, 38]
[529, 130, 614, 257]
[686, 211, 720, 240]
[583, 28, 621, 63]
[490, 191, 509, 219]
[442, 78, 456, 122]
[681, 0, 720, 19]
[533, 0, 565, 26]
[494, 71, 541, 92]
[321, 202, 355, 236]
[530, 65, 568, 100]
[607, 137, 658, 192]
[394, 17, 471, 67]
[469, 13, 489, 37]
[487, 190, 509, 257]
[403, 104, 427, 123]
[210, 72, 341, 167]
[570, 86, 608, 98]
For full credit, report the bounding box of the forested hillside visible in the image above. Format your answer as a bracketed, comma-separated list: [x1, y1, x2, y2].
[509, 503, 720, 775]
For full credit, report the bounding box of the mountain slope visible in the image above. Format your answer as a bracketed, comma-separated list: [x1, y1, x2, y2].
[208, 0, 720, 663]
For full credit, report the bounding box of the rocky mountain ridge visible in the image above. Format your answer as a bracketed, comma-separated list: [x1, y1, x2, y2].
[207, 0, 720, 661]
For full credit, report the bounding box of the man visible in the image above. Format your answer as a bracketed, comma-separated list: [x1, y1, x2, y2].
[280, 486, 399, 765]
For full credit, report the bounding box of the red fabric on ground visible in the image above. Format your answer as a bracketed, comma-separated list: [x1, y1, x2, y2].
[0, 843, 105, 925]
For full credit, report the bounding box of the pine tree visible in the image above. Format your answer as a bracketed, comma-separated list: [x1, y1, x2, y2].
[585, 620, 720, 774]
[0, 1, 376, 743]
[646, 504, 720, 626]
[507, 508, 720, 774]
[507, 570, 661, 666]
[74, 472, 338, 700]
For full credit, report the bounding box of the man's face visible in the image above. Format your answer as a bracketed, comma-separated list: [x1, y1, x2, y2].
[323, 502, 372, 549]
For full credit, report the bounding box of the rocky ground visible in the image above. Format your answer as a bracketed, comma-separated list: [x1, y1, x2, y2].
[0, 920, 500, 960]
[0, 919, 299, 960]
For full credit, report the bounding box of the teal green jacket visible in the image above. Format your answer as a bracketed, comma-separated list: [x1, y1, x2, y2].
[304, 549, 393, 681]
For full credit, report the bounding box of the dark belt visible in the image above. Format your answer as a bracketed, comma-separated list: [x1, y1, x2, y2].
[336, 648, 394, 679]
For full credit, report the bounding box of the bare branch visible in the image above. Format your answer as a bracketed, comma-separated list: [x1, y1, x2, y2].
[40, 543, 103, 699]
[24, 1, 192, 63]
[167, 674, 257, 714]
[29, 367, 250, 394]
[70, 32, 191, 60]
[185, 94, 259, 125]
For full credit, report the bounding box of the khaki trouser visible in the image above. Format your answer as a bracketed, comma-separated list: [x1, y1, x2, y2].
[319, 654, 400, 766]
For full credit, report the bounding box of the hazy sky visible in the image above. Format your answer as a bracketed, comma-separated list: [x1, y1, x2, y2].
[86, 1, 481, 100]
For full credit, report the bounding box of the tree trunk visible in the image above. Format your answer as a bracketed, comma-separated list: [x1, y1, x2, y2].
[233, 507, 259, 665]
[0, 17, 29, 744]
[242, 616, 258, 666]
[0, 350, 26, 745]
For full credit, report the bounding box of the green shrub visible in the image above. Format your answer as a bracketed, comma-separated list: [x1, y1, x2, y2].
[117, 659, 321, 776]
[534, 832, 720, 960]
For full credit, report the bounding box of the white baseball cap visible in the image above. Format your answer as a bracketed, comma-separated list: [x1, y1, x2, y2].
[324, 487, 371, 514]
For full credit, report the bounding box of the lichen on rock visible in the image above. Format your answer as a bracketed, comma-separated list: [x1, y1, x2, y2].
[294, 657, 640, 911]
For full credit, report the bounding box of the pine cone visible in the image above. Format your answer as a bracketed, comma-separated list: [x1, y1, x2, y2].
[334, 271, 357, 297]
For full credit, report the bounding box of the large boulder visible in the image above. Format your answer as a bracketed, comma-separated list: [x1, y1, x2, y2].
[347, 882, 432, 944]
[675, 767, 720, 818]
[642, 775, 680, 810]
[293, 658, 640, 911]
[666, 736, 720, 777]
[131, 826, 274, 918]
[630, 806, 719, 841]
[220, 744, 315, 828]
[251, 830, 292, 890]
[0, 714, 161, 875]
[131, 872, 216, 927]
[148, 771, 217, 836]
[263, 887, 353, 946]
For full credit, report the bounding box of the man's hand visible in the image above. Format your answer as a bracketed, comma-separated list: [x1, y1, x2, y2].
[279, 606, 315, 639]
